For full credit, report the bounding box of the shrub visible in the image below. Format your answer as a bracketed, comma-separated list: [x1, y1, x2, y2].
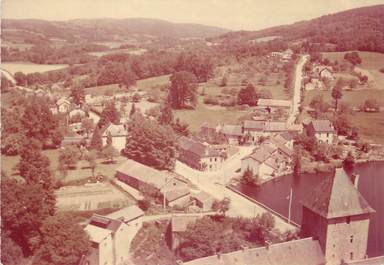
[203, 96, 219, 105]
[138, 199, 151, 211]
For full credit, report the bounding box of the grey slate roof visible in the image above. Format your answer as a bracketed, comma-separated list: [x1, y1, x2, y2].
[178, 136, 221, 158]
[311, 120, 334, 133]
[302, 168, 375, 219]
[183, 237, 325, 265]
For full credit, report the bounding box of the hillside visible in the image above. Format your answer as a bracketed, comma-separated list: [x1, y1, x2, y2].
[2, 18, 228, 43]
[214, 5, 384, 53]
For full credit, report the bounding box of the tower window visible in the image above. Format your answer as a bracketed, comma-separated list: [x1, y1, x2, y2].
[350, 235, 354, 243]
[346, 216, 351, 224]
[350, 252, 354, 260]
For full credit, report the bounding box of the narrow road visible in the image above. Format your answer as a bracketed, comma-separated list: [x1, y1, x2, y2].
[287, 55, 309, 126]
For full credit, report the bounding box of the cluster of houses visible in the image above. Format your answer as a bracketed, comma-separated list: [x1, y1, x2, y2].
[241, 133, 294, 181]
[304, 64, 335, 91]
[270, 48, 294, 63]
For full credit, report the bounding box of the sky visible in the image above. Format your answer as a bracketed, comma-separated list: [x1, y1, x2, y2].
[2, 0, 383, 30]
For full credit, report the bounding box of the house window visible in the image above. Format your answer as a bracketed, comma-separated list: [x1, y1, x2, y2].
[350, 252, 353, 260]
[215, 157, 217, 162]
[350, 235, 354, 243]
[346, 216, 351, 224]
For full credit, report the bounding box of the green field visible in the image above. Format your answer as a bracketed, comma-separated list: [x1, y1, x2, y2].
[2, 149, 127, 183]
[85, 83, 125, 96]
[303, 89, 384, 108]
[174, 101, 249, 132]
[135, 74, 170, 92]
[322, 51, 384, 89]
[1, 62, 68, 74]
[348, 112, 384, 144]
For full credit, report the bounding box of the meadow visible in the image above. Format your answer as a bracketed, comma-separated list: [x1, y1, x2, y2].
[322, 51, 384, 89]
[1, 62, 68, 74]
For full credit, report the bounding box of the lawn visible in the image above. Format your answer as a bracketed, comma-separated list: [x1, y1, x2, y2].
[135, 74, 170, 92]
[85, 83, 125, 96]
[348, 112, 384, 144]
[174, 101, 249, 133]
[322, 51, 384, 89]
[303, 89, 384, 108]
[2, 149, 128, 183]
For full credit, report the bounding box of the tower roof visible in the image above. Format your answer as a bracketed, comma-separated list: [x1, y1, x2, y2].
[302, 168, 375, 219]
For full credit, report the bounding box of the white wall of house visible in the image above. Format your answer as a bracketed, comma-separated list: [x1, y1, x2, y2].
[58, 103, 70, 113]
[114, 224, 132, 265]
[168, 194, 191, 208]
[102, 136, 126, 152]
[200, 156, 223, 171]
[98, 234, 114, 265]
[241, 158, 260, 175]
[315, 132, 334, 144]
[258, 163, 275, 179]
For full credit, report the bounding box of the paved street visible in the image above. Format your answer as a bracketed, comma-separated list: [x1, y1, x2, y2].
[287, 55, 309, 126]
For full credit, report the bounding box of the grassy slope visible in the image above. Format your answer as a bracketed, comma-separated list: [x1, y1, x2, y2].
[303, 89, 384, 108]
[348, 112, 384, 144]
[322, 51, 384, 89]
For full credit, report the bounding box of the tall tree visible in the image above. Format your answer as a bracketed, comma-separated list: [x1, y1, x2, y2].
[70, 86, 85, 105]
[237, 83, 258, 106]
[129, 103, 136, 117]
[98, 100, 120, 128]
[89, 126, 103, 151]
[332, 78, 343, 111]
[33, 213, 91, 265]
[158, 103, 174, 125]
[84, 150, 97, 177]
[168, 71, 198, 109]
[21, 96, 58, 145]
[123, 114, 176, 170]
[1, 178, 55, 255]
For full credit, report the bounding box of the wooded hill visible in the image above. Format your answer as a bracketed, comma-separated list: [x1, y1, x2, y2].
[214, 5, 384, 53]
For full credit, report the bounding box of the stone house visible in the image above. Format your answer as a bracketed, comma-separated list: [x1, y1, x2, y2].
[220, 125, 243, 145]
[305, 120, 335, 144]
[190, 191, 215, 211]
[178, 136, 225, 171]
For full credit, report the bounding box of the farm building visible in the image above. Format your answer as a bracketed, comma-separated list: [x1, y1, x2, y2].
[116, 159, 190, 207]
[305, 119, 335, 144]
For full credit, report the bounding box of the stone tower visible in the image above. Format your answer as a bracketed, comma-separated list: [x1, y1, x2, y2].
[301, 168, 375, 265]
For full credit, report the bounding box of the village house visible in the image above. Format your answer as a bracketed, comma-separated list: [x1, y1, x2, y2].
[106, 205, 144, 244]
[166, 215, 201, 253]
[190, 191, 215, 211]
[82, 206, 145, 265]
[313, 65, 335, 80]
[178, 136, 225, 171]
[243, 120, 287, 144]
[305, 78, 324, 91]
[241, 135, 293, 181]
[182, 168, 377, 265]
[69, 108, 87, 120]
[101, 123, 128, 152]
[56, 97, 71, 113]
[220, 124, 243, 145]
[305, 119, 335, 144]
[116, 159, 190, 207]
